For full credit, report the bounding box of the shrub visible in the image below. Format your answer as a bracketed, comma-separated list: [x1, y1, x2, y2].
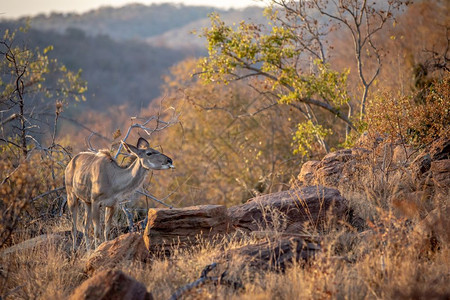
[366, 72, 450, 146]
[0, 146, 67, 249]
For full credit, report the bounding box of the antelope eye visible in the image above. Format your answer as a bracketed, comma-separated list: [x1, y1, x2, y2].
[146, 152, 153, 156]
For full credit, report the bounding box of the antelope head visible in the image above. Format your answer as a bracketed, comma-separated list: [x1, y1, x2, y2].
[122, 137, 174, 170]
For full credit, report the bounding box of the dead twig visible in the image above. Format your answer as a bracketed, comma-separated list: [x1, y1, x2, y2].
[169, 263, 243, 300]
[31, 186, 65, 203]
[169, 263, 219, 300]
[120, 204, 135, 232]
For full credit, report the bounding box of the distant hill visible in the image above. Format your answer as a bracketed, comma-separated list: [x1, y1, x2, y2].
[13, 4, 225, 41]
[0, 3, 266, 113]
[6, 4, 265, 46]
[1, 23, 191, 112]
[144, 6, 266, 49]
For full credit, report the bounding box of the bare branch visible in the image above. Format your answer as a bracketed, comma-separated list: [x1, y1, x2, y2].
[0, 113, 19, 127]
[136, 189, 174, 209]
[31, 186, 65, 203]
[0, 137, 21, 149]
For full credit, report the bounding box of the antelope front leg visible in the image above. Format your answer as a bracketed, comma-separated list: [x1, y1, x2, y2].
[92, 203, 102, 249]
[105, 206, 116, 241]
[84, 202, 92, 252]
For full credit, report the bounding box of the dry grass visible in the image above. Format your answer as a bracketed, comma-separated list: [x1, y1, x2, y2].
[1, 150, 449, 300]
[1, 200, 448, 300]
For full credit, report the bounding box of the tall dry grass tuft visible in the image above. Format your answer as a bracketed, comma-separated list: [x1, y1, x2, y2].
[0, 230, 86, 299]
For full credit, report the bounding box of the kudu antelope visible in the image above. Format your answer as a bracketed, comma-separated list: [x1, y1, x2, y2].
[65, 138, 173, 251]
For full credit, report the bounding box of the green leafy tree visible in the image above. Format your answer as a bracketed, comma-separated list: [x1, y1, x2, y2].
[199, 0, 408, 155]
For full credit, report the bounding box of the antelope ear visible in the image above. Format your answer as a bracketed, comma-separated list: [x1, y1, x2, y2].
[137, 137, 150, 149]
[122, 141, 139, 155]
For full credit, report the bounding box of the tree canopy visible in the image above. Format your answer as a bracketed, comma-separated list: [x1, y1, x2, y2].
[199, 0, 410, 154]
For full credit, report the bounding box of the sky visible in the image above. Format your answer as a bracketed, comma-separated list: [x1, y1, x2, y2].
[1, 0, 265, 19]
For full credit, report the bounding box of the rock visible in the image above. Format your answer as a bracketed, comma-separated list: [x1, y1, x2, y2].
[227, 185, 347, 233]
[411, 153, 433, 186]
[296, 160, 320, 186]
[0, 234, 64, 257]
[430, 159, 450, 191]
[296, 137, 449, 195]
[411, 138, 450, 189]
[144, 205, 231, 252]
[85, 233, 148, 276]
[315, 149, 354, 187]
[69, 269, 153, 300]
[428, 137, 450, 161]
[298, 148, 371, 189]
[221, 237, 320, 272]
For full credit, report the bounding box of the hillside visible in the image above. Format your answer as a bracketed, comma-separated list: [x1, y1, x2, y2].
[0, 4, 265, 112]
[144, 6, 267, 49]
[7, 4, 228, 41]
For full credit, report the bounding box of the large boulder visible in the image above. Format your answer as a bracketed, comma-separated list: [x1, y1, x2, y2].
[85, 233, 148, 276]
[144, 205, 231, 252]
[227, 185, 347, 233]
[69, 269, 153, 300]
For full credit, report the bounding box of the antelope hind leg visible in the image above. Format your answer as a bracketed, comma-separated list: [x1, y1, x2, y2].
[92, 203, 102, 249]
[67, 191, 78, 252]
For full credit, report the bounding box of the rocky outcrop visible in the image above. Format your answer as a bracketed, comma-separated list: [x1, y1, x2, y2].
[85, 233, 148, 276]
[69, 269, 153, 300]
[428, 137, 450, 161]
[297, 137, 450, 196]
[228, 185, 347, 233]
[144, 205, 231, 252]
[315, 149, 358, 187]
